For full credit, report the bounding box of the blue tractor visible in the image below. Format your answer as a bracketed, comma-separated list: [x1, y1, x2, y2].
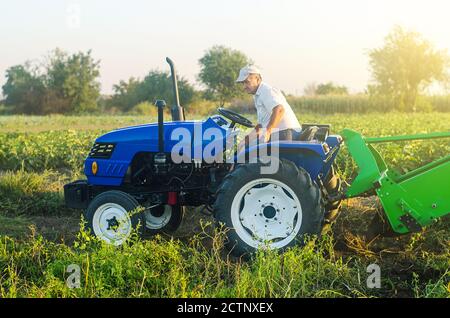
[64, 58, 342, 256]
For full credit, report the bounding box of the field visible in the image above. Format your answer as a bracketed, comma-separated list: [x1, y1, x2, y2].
[0, 112, 449, 297]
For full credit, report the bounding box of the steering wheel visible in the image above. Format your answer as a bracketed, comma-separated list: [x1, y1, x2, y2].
[217, 107, 254, 128]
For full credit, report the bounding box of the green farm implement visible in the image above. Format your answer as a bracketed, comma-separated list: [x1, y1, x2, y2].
[341, 129, 450, 235]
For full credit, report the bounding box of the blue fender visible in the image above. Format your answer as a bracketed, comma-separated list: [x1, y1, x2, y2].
[235, 135, 341, 181]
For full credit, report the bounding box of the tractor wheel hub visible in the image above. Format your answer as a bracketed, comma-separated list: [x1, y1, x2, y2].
[231, 179, 302, 248]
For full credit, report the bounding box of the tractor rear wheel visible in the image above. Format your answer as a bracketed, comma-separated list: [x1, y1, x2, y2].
[323, 165, 343, 223]
[214, 159, 325, 257]
[144, 204, 185, 236]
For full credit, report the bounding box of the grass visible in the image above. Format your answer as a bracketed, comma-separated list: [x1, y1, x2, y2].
[0, 215, 30, 238]
[0, 212, 448, 298]
[0, 170, 78, 217]
[0, 115, 152, 133]
[0, 223, 374, 298]
[2, 111, 450, 133]
[0, 193, 448, 298]
[0, 215, 79, 243]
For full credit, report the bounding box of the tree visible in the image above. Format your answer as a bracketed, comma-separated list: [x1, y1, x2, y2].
[46, 49, 101, 113]
[139, 71, 197, 108]
[2, 49, 101, 114]
[303, 82, 318, 96]
[368, 26, 449, 111]
[111, 77, 142, 111]
[198, 45, 251, 104]
[110, 71, 197, 112]
[2, 63, 46, 114]
[315, 82, 348, 95]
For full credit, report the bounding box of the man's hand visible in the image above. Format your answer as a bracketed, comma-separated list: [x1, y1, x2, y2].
[263, 128, 272, 143]
[255, 123, 262, 137]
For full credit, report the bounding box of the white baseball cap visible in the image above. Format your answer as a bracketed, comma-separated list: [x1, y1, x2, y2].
[235, 65, 262, 82]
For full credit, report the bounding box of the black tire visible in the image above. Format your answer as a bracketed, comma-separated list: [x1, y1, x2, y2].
[214, 159, 325, 257]
[85, 190, 145, 245]
[144, 204, 185, 236]
[323, 165, 342, 223]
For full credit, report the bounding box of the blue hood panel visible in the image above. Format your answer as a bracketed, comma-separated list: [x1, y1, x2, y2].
[97, 118, 227, 151]
[86, 118, 229, 185]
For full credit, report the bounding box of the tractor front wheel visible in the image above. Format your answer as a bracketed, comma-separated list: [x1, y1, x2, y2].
[85, 190, 145, 245]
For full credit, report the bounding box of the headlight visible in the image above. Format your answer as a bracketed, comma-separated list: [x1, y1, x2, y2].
[92, 161, 98, 175]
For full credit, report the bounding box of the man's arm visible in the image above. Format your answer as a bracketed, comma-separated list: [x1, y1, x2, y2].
[264, 105, 285, 142]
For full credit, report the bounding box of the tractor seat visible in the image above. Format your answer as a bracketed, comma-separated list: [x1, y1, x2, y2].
[297, 124, 330, 142]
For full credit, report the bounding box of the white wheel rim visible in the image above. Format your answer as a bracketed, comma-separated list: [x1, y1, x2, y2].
[92, 203, 132, 246]
[145, 205, 172, 230]
[230, 178, 303, 249]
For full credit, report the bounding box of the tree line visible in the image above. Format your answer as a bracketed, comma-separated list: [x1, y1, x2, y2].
[1, 26, 449, 115]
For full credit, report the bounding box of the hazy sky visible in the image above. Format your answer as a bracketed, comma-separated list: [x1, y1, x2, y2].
[1, 0, 449, 96]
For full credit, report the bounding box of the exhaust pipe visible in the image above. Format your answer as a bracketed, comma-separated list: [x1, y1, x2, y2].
[155, 100, 166, 154]
[166, 57, 185, 121]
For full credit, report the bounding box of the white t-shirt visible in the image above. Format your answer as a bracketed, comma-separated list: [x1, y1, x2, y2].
[254, 82, 301, 131]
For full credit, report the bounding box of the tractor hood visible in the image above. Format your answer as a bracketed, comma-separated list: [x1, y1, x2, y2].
[84, 116, 233, 186]
[95, 117, 229, 151]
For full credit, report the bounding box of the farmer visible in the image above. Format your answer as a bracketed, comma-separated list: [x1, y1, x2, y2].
[235, 65, 301, 148]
